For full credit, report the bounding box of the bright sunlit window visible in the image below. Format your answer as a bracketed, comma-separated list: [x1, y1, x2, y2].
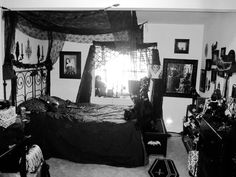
[95, 52, 148, 99]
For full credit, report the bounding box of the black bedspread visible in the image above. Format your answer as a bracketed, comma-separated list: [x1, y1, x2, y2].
[27, 104, 147, 167]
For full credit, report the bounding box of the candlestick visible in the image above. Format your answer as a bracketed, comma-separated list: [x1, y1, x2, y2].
[42, 45, 44, 56]
[37, 45, 40, 63]
[15, 42, 20, 61]
[21, 43, 23, 54]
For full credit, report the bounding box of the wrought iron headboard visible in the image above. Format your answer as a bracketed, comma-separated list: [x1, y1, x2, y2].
[13, 67, 48, 106]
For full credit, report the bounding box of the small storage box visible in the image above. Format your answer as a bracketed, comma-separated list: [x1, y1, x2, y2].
[143, 119, 168, 156]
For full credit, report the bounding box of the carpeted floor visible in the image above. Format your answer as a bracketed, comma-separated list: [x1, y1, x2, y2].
[47, 132, 190, 177]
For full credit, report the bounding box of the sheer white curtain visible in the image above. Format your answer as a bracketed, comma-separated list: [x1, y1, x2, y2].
[94, 45, 153, 98]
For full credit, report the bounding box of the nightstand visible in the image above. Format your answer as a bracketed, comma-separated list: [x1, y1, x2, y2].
[0, 135, 31, 177]
[143, 119, 168, 156]
[0, 116, 32, 177]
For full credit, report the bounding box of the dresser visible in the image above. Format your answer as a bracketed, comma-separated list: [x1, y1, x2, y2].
[197, 118, 236, 177]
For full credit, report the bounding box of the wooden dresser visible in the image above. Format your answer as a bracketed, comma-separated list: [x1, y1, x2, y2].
[197, 118, 236, 177]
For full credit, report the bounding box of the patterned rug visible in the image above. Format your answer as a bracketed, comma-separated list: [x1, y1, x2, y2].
[148, 158, 179, 177]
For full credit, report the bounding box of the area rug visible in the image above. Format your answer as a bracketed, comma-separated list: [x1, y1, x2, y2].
[148, 158, 179, 177]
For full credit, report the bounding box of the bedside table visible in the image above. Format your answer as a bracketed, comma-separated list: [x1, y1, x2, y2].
[143, 119, 168, 156]
[0, 115, 32, 177]
[0, 135, 31, 177]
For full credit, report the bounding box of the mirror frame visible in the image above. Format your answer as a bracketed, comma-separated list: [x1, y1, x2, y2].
[163, 58, 198, 98]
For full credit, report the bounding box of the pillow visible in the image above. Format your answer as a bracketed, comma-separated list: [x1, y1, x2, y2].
[17, 98, 49, 114]
[51, 96, 67, 107]
[46, 96, 71, 108]
[39, 95, 60, 111]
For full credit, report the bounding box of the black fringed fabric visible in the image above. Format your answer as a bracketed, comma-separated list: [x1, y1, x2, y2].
[16, 11, 138, 35]
[76, 45, 95, 103]
[2, 11, 17, 80]
[151, 79, 164, 119]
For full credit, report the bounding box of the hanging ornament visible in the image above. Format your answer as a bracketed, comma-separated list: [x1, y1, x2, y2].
[25, 39, 32, 59]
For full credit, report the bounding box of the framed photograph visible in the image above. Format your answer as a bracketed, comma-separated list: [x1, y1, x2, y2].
[174, 39, 190, 54]
[218, 70, 225, 78]
[60, 51, 81, 79]
[221, 47, 226, 57]
[199, 69, 206, 92]
[196, 97, 206, 113]
[212, 50, 219, 65]
[211, 69, 217, 82]
[163, 58, 198, 98]
[205, 59, 212, 71]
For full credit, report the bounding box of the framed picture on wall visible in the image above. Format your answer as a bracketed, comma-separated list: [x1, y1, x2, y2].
[218, 70, 225, 78]
[162, 58, 198, 98]
[174, 39, 190, 54]
[211, 69, 217, 82]
[212, 50, 219, 65]
[60, 51, 81, 79]
[205, 59, 212, 71]
[221, 47, 226, 57]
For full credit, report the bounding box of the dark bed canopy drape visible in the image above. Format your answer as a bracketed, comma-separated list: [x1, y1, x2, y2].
[2, 10, 163, 119]
[2, 10, 141, 98]
[2, 10, 141, 76]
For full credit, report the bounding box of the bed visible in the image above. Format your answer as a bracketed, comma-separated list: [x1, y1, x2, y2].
[11, 67, 148, 168]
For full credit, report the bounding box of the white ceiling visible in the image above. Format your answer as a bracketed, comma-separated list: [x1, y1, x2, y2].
[136, 11, 227, 25]
[2, 0, 236, 25]
[2, 0, 236, 11]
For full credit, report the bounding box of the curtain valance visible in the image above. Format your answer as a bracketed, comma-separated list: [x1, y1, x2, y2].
[93, 41, 157, 53]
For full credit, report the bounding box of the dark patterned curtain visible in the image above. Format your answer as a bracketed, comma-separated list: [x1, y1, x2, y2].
[2, 11, 17, 80]
[76, 45, 95, 103]
[150, 49, 163, 119]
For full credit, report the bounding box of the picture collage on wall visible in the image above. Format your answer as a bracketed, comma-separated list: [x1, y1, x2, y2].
[201, 42, 229, 93]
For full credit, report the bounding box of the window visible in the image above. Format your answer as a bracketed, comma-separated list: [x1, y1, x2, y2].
[92, 45, 152, 104]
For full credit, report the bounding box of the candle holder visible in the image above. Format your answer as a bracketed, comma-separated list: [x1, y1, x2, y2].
[41, 45, 44, 62]
[25, 39, 32, 59]
[37, 45, 40, 63]
[15, 41, 20, 61]
[20, 43, 24, 61]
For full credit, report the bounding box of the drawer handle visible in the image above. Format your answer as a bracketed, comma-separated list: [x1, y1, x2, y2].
[147, 140, 161, 146]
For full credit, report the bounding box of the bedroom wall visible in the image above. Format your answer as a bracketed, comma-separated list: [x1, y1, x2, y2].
[200, 13, 236, 99]
[3, 29, 48, 101]
[50, 42, 90, 102]
[143, 24, 204, 133]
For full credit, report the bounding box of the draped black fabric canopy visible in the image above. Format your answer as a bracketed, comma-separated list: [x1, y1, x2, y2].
[2, 10, 140, 80]
[16, 11, 139, 35]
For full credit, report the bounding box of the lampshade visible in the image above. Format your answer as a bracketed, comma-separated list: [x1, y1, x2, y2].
[152, 49, 160, 65]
